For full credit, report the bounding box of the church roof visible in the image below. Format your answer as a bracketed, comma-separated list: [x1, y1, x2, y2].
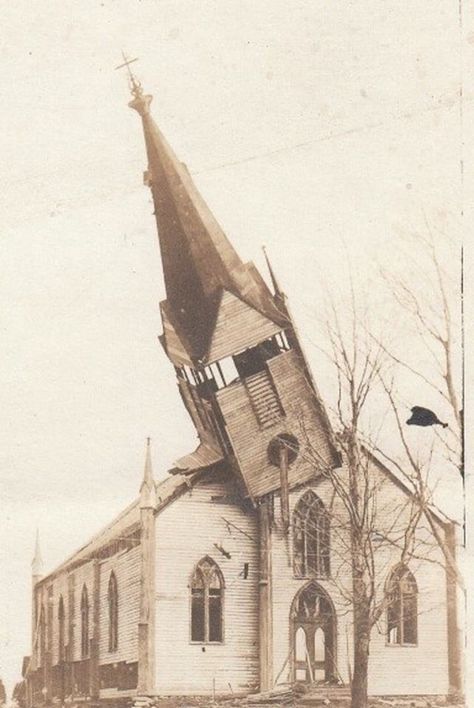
[170, 442, 224, 475]
[129, 83, 285, 363]
[36, 467, 210, 584]
[361, 444, 455, 526]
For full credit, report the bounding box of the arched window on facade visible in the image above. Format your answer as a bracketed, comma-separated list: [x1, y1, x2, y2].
[80, 585, 89, 659]
[190, 557, 224, 643]
[108, 571, 118, 652]
[293, 490, 330, 578]
[387, 565, 418, 645]
[58, 595, 65, 662]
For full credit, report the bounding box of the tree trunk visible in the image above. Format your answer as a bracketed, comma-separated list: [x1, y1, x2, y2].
[351, 627, 370, 708]
[347, 437, 372, 708]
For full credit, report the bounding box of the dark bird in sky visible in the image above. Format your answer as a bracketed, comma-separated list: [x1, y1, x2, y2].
[406, 406, 448, 428]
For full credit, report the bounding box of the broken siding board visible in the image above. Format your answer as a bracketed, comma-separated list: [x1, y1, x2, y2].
[154, 476, 259, 695]
[178, 379, 218, 448]
[216, 350, 334, 499]
[160, 304, 194, 366]
[207, 291, 282, 364]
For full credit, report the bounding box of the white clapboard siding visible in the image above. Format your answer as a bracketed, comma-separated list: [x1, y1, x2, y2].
[70, 562, 95, 663]
[364, 463, 450, 696]
[154, 476, 259, 695]
[98, 546, 141, 664]
[270, 466, 450, 696]
[271, 479, 351, 688]
[207, 290, 282, 364]
[50, 573, 69, 666]
[216, 349, 334, 500]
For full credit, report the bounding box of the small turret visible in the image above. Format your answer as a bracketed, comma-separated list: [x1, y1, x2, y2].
[31, 529, 43, 582]
[140, 438, 157, 510]
[137, 437, 156, 695]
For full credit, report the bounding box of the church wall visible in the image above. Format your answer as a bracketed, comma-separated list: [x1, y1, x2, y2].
[70, 561, 95, 663]
[98, 545, 141, 665]
[270, 478, 352, 688]
[270, 463, 450, 696]
[50, 572, 70, 666]
[154, 474, 259, 695]
[33, 582, 48, 667]
[364, 464, 449, 696]
[34, 561, 95, 667]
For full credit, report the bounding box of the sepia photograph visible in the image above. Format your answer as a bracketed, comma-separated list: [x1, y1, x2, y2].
[0, 3, 470, 708]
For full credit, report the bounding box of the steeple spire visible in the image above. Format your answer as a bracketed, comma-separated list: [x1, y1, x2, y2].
[140, 437, 157, 509]
[262, 245, 283, 298]
[127, 79, 285, 363]
[31, 529, 43, 579]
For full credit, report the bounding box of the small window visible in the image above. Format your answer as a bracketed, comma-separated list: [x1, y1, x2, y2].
[108, 572, 119, 652]
[387, 566, 418, 645]
[293, 491, 330, 578]
[190, 557, 224, 643]
[80, 585, 89, 659]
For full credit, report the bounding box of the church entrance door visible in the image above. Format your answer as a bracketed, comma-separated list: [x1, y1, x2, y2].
[291, 581, 336, 684]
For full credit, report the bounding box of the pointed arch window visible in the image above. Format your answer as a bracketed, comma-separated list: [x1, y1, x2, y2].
[387, 566, 418, 645]
[38, 604, 46, 667]
[293, 490, 330, 578]
[108, 572, 119, 652]
[190, 557, 224, 643]
[80, 585, 89, 659]
[58, 595, 65, 662]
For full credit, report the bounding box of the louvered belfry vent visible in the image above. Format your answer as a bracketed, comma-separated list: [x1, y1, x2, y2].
[244, 370, 284, 428]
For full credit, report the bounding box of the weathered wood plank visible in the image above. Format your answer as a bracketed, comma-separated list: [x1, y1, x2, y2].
[216, 350, 334, 499]
[207, 291, 282, 364]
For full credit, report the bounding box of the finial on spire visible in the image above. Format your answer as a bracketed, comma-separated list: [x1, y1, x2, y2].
[116, 52, 153, 117]
[32, 528, 43, 578]
[115, 51, 144, 99]
[140, 437, 157, 509]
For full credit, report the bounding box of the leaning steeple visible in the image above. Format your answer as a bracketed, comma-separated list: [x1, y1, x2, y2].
[123, 66, 339, 501]
[127, 77, 285, 364]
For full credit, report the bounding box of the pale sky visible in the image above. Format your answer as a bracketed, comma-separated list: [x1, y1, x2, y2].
[0, 0, 471, 697]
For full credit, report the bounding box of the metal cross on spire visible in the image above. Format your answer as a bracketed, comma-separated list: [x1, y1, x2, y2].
[115, 51, 142, 97]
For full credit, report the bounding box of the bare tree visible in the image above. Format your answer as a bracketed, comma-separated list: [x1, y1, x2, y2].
[294, 264, 462, 707]
[299, 305, 420, 708]
[378, 217, 462, 464]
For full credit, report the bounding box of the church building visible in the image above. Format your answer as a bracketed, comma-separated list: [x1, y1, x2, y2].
[24, 76, 461, 704]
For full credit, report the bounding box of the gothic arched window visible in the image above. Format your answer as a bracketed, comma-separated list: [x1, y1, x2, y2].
[293, 490, 330, 578]
[38, 604, 46, 667]
[80, 585, 89, 659]
[108, 572, 118, 652]
[58, 595, 65, 662]
[387, 565, 418, 645]
[190, 557, 224, 643]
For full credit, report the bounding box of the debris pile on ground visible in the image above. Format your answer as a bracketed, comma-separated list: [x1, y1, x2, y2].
[129, 688, 465, 708]
[245, 683, 296, 705]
